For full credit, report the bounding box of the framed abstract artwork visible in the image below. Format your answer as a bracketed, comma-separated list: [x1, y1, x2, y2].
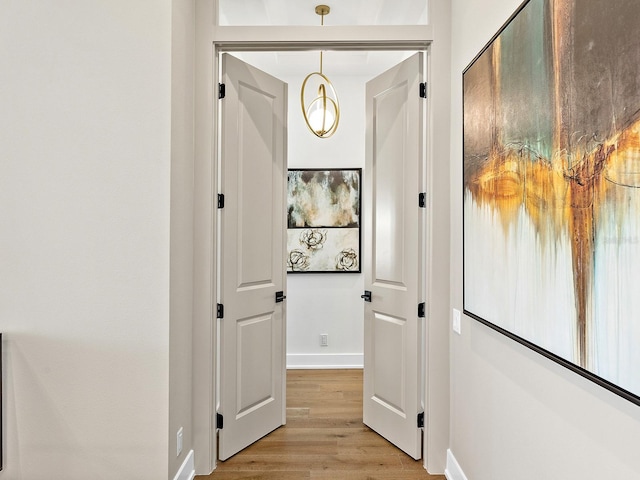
[463, 0, 640, 404]
[287, 168, 361, 273]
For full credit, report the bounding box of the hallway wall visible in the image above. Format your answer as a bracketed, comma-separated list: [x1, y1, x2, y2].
[1, 1, 172, 478]
[283, 74, 367, 368]
[170, 0, 196, 476]
[449, 0, 640, 478]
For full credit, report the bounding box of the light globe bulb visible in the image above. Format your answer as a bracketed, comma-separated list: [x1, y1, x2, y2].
[307, 99, 336, 136]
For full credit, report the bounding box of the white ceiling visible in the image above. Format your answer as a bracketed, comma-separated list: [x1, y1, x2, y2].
[219, 0, 428, 27]
[218, 0, 427, 77]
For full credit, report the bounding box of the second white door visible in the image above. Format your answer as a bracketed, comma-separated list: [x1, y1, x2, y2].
[217, 53, 288, 461]
[362, 52, 426, 460]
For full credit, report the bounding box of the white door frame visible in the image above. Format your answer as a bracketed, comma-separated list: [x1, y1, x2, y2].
[193, 0, 451, 474]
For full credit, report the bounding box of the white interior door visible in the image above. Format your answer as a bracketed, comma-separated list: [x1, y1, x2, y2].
[217, 53, 288, 461]
[363, 52, 426, 460]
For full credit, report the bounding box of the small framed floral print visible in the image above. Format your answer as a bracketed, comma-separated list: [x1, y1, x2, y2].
[287, 169, 361, 273]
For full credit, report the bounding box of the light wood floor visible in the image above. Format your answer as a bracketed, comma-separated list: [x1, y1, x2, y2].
[196, 369, 446, 480]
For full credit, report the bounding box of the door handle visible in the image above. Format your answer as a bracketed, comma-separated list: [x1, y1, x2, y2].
[361, 290, 372, 302]
[275, 291, 287, 303]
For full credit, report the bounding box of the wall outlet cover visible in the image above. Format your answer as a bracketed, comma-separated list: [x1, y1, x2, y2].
[177, 427, 183, 457]
[452, 309, 462, 335]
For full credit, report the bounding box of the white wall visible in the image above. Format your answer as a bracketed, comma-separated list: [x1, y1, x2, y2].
[449, 1, 640, 479]
[1, 1, 172, 478]
[283, 74, 367, 369]
[169, 0, 195, 477]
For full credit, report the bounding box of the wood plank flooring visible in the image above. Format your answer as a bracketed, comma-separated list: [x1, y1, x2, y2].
[195, 369, 445, 480]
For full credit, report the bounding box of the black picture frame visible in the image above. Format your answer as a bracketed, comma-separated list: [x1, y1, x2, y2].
[287, 168, 362, 274]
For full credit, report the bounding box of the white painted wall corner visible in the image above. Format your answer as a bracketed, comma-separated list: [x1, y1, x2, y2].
[173, 449, 195, 480]
[445, 449, 469, 480]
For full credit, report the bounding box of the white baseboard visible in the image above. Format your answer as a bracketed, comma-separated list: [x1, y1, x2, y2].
[445, 449, 469, 480]
[173, 449, 195, 480]
[286, 353, 363, 369]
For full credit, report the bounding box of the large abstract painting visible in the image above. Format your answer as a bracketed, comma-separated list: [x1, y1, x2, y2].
[287, 169, 361, 273]
[463, 0, 640, 404]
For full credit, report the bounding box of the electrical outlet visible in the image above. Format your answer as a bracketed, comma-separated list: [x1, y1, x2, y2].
[452, 309, 461, 335]
[320, 334, 328, 346]
[177, 427, 183, 457]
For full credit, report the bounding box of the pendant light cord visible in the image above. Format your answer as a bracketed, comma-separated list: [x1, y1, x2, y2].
[319, 11, 324, 74]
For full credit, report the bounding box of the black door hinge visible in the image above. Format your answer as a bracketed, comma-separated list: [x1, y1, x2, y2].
[419, 82, 427, 98]
[417, 412, 424, 428]
[216, 413, 224, 429]
[419, 192, 426, 208]
[219, 83, 226, 99]
[218, 193, 225, 209]
[217, 303, 224, 319]
[418, 302, 425, 318]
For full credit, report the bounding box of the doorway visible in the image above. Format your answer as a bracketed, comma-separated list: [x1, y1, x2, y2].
[216, 49, 427, 461]
[230, 50, 417, 373]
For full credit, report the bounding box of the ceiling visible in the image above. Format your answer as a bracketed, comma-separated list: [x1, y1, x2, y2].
[219, 0, 428, 27]
[218, 0, 428, 77]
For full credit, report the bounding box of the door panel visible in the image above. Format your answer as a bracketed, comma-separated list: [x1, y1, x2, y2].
[363, 52, 425, 460]
[237, 82, 276, 286]
[236, 314, 275, 415]
[372, 312, 406, 413]
[373, 82, 409, 284]
[218, 53, 287, 461]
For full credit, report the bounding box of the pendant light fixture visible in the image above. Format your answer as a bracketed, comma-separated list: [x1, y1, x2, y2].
[301, 5, 340, 138]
